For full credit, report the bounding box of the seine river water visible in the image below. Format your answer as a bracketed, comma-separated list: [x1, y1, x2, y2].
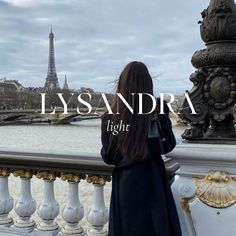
[0, 118, 184, 153]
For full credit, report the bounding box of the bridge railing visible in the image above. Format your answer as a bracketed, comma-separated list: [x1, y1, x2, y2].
[0, 149, 179, 236]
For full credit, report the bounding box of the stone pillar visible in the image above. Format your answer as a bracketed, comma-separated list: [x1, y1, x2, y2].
[86, 175, 111, 236]
[58, 173, 86, 236]
[168, 144, 236, 236]
[34, 171, 59, 236]
[11, 170, 36, 233]
[0, 168, 13, 228]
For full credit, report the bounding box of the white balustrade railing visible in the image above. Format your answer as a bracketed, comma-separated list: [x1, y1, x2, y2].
[12, 170, 36, 233]
[0, 170, 14, 228]
[0, 150, 179, 236]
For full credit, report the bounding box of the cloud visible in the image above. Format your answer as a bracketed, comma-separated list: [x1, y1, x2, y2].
[0, 0, 208, 94]
[1, 0, 39, 7]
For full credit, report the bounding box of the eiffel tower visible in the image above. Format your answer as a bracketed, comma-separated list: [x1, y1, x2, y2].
[44, 27, 60, 91]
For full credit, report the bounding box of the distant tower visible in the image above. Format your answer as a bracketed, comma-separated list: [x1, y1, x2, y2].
[44, 27, 60, 90]
[63, 74, 69, 90]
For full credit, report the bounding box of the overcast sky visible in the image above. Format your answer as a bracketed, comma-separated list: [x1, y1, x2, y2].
[0, 0, 208, 95]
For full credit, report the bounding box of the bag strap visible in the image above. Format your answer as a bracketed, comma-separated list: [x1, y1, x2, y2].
[154, 109, 166, 142]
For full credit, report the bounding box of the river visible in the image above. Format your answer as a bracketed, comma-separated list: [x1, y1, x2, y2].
[0, 118, 185, 153]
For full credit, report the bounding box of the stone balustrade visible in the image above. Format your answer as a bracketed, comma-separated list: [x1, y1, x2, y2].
[167, 143, 236, 236]
[0, 149, 179, 236]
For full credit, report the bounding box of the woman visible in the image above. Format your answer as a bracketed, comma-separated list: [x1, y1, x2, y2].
[100, 61, 182, 236]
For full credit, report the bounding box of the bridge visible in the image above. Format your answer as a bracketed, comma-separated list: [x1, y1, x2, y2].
[0, 108, 106, 125]
[0, 149, 178, 236]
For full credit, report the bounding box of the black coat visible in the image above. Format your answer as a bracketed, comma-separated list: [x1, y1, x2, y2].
[100, 108, 182, 236]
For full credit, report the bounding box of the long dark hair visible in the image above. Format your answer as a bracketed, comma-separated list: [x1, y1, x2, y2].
[108, 61, 154, 163]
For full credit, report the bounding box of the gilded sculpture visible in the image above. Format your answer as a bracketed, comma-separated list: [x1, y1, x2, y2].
[195, 171, 236, 208]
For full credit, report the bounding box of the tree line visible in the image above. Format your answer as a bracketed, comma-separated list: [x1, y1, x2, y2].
[0, 88, 114, 110]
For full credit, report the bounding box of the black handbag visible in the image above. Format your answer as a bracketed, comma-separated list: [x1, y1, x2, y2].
[148, 112, 166, 154]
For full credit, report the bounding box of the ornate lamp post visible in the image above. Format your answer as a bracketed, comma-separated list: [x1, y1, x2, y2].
[169, 1, 236, 235]
[180, 0, 236, 142]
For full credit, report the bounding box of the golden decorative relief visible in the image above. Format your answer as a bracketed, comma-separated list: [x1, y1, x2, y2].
[0, 168, 11, 177]
[194, 171, 236, 208]
[13, 169, 34, 179]
[86, 175, 111, 186]
[36, 171, 58, 181]
[180, 198, 191, 213]
[60, 173, 86, 183]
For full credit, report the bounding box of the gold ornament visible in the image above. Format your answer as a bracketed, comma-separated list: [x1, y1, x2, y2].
[13, 169, 34, 179]
[60, 173, 86, 183]
[36, 171, 58, 181]
[195, 171, 236, 208]
[86, 175, 111, 186]
[180, 198, 191, 213]
[0, 168, 11, 177]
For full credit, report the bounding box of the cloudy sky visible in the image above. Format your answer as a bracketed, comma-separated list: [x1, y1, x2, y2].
[0, 0, 208, 94]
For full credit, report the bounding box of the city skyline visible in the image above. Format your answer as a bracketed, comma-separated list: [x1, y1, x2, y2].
[0, 0, 207, 95]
